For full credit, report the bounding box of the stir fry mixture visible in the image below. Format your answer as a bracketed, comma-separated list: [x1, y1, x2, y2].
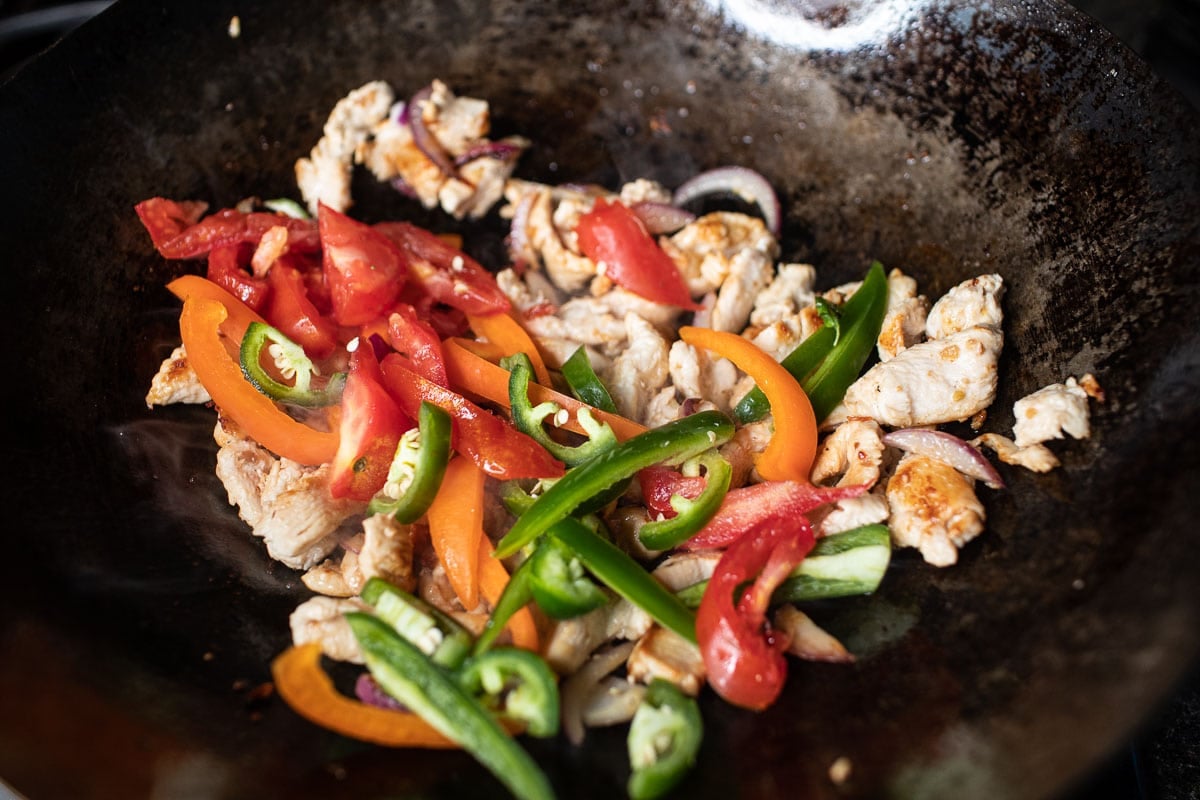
[142, 80, 1102, 799]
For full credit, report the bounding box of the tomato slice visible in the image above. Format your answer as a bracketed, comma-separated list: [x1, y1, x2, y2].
[328, 347, 412, 501]
[387, 303, 449, 387]
[378, 354, 564, 482]
[265, 260, 340, 359]
[696, 517, 815, 711]
[682, 481, 869, 551]
[637, 466, 706, 520]
[318, 205, 408, 326]
[207, 245, 269, 312]
[574, 198, 700, 309]
[375, 221, 510, 315]
[135, 198, 321, 259]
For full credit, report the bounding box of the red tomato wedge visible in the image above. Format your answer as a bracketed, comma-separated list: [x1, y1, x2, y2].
[318, 204, 408, 326]
[386, 303, 449, 387]
[638, 466, 707, 520]
[375, 221, 510, 315]
[135, 197, 321, 259]
[265, 261, 340, 360]
[575, 198, 700, 310]
[683, 481, 870, 551]
[378, 355, 564, 481]
[328, 347, 412, 501]
[206, 245, 270, 312]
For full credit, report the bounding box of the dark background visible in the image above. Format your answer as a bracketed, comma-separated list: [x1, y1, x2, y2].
[1, 1, 1197, 798]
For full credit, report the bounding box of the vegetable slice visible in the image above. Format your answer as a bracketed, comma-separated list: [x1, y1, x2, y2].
[369, 401, 453, 522]
[468, 311, 553, 387]
[627, 679, 703, 800]
[457, 648, 561, 738]
[426, 456, 487, 610]
[506, 353, 619, 467]
[561, 346, 619, 413]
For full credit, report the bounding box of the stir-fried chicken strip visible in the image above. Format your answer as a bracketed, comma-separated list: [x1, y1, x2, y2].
[749, 262, 818, 328]
[774, 606, 854, 663]
[877, 268, 929, 361]
[809, 419, 890, 536]
[886, 453, 986, 566]
[972, 433, 1061, 473]
[302, 533, 365, 597]
[289, 596, 368, 664]
[606, 314, 671, 423]
[145, 345, 210, 407]
[925, 273, 1004, 339]
[1012, 376, 1094, 448]
[626, 626, 706, 696]
[661, 212, 778, 301]
[213, 418, 363, 570]
[296, 81, 394, 214]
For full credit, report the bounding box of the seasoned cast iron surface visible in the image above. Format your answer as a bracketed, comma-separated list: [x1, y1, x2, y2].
[1, 0, 1198, 798]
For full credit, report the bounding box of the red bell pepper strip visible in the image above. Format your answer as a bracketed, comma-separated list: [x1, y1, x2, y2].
[329, 346, 412, 501]
[179, 297, 338, 465]
[318, 204, 408, 326]
[376, 221, 511, 315]
[683, 481, 870, 551]
[679, 326, 817, 482]
[135, 197, 321, 259]
[378, 354, 564, 481]
[387, 303, 449, 387]
[696, 516, 816, 711]
[574, 198, 700, 310]
[265, 260, 339, 359]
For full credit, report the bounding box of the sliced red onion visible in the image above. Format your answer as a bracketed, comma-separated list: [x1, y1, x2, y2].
[354, 673, 406, 710]
[672, 166, 782, 236]
[631, 201, 695, 234]
[454, 140, 523, 167]
[882, 428, 1007, 489]
[389, 175, 418, 199]
[390, 100, 408, 126]
[407, 85, 457, 178]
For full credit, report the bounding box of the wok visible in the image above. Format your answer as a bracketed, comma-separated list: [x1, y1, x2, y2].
[2, 0, 1198, 797]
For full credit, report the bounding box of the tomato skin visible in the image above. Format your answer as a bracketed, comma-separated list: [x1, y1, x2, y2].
[375, 221, 510, 315]
[574, 199, 700, 310]
[329, 347, 413, 502]
[135, 197, 208, 248]
[386, 303, 449, 387]
[207, 245, 269, 312]
[378, 355, 564, 481]
[696, 518, 815, 711]
[683, 481, 869, 550]
[637, 466, 706, 519]
[265, 260, 340, 359]
[319, 205, 408, 326]
[135, 198, 321, 258]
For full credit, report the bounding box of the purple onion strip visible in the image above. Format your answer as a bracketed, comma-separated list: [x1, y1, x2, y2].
[882, 428, 1007, 489]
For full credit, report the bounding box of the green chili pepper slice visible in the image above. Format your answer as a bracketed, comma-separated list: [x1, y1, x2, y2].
[263, 197, 311, 219]
[637, 450, 733, 551]
[493, 411, 735, 559]
[361, 576, 472, 670]
[239, 320, 345, 407]
[627, 679, 703, 800]
[474, 557, 535, 657]
[528, 535, 608, 619]
[368, 401, 452, 523]
[346, 613, 554, 800]
[504, 352, 618, 467]
[733, 261, 888, 424]
[561, 346, 618, 413]
[549, 517, 696, 644]
[458, 647, 561, 738]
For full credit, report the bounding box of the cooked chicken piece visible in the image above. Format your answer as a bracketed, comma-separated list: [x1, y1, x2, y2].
[886, 453, 986, 566]
[618, 178, 673, 205]
[423, 80, 489, 153]
[661, 212, 779, 297]
[581, 677, 646, 728]
[652, 552, 721, 592]
[839, 325, 1003, 427]
[626, 626, 706, 696]
[145, 345, 211, 407]
[562, 642, 639, 743]
[302, 535, 364, 597]
[817, 493, 890, 537]
[296, 80, 394, 213]
[709, 242, 776, 333]
[667, 340, 741, 413]
[746, 310, 821, 362]
[595, 287, 683, 330]
[810, 419, 889, 536]
[1012, 376, 1093, 448]
[544, 607, 611, 674]
[774, 606, 854, 663]
[213, 418, 362, 570]
[606, 505, 660, 560]
[606, 598, 654, 642]
[418, 559, 463, 615]
[643, 386, 684, 429]
[972, 432, 1060, 473]
[358, 113, 443, 207]
[925, 274, 1004, 340]
[877, 268, 929, 361]
[719, 419, 774, 487]
[358, 514, 415, 592]
[750, 263, 818, 328]
[440, 137, 528, 219]
[524, 295, 628, 353]
[289, 596, 368, 664]
[607, 314, 671, 423]
[521, 186, 598, 292]
[495, 267, 563, 315]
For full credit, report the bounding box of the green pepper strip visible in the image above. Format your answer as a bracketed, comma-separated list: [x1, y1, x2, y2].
[368, 401, 452, 523]
[550, 517, 696, 644]
[504, 352, 618, 467]
[361, 576, 472, 670]
[627, 679, 703, 800]
[528, 535, 609, 619]
[474, 557, 535, 657]
[458, 648, 561, 738]
[561, 346, 618, 413]
[674, 523, 893, 608]
[347, 613, 554, 800]
[239, 320, 345, 407]
[637, 450, 733, 551]
[494, 411, 735, 559]
[733, 261, 888, 424]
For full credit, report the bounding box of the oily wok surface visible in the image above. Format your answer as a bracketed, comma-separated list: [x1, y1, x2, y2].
[1, 0, 1199, 798]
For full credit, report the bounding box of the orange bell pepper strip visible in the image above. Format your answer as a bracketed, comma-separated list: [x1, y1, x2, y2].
[271, 643, 457, 748]
[477, 536, 540, 652]
[466, 311, 553, 386]
[678, 326, 817, 482]
[179, 297, 339, 465]
[167, 274, 267, 343]
[425, 456, 485, 610]
[442, 339, 648, 443]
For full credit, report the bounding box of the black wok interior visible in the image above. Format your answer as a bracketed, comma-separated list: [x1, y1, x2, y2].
[2, 0, 1199, 798]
